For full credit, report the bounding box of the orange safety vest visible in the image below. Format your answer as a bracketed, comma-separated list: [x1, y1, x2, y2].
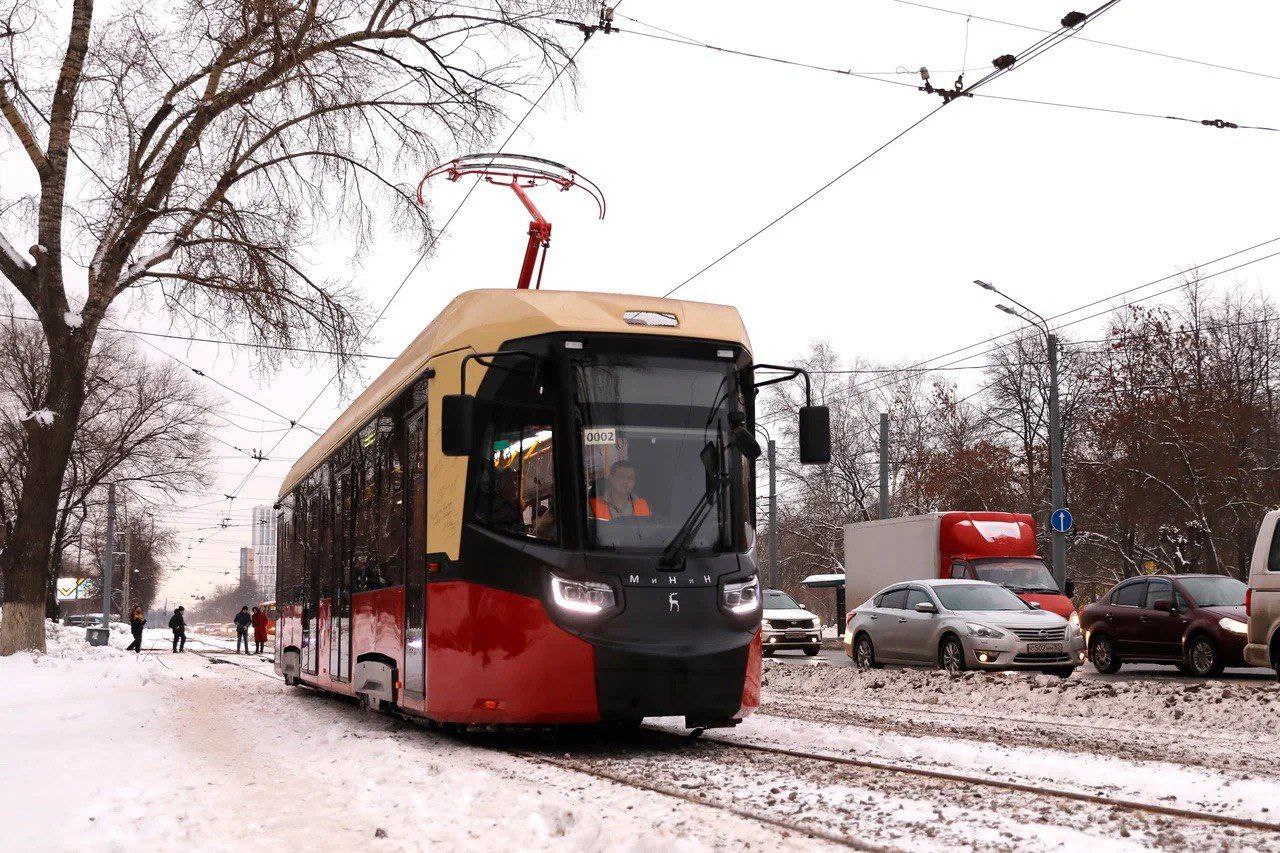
[589, 496, 651, 520]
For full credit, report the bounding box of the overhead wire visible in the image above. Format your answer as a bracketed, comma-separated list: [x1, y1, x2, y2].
[756, 236, 1280, 425]
[615, 12, 1280, 135]
[662, 0, 1125, 299]
[882, 0, 1280, 85]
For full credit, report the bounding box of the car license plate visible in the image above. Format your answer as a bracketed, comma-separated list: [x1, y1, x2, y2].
[785, 632, 807, 640]
[1027, 642, 1063, 654]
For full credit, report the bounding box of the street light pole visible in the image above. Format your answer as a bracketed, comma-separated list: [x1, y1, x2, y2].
[974, 281, 1068, 592]
[1046, 332, 1066, 592]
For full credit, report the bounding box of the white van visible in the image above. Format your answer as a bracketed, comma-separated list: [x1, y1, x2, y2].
[1242, 509, 1280, 680]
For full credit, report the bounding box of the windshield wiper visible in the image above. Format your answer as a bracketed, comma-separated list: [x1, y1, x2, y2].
[659, 413, 760, 570]
[659, 442, 721, 570]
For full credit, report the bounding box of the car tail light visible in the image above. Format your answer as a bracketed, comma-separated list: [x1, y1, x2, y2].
[1246, 587, 1252, 617]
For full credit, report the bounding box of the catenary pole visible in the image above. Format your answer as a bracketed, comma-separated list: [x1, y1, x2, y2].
[767, 439, 778, 590]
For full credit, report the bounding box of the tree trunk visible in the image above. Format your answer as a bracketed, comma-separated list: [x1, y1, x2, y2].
[0, 346, 90, 654]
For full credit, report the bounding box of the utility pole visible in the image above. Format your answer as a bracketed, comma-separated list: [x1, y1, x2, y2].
[102, 484, 116, 634]
[767, 438, 778, 590]
[879, 413, 890, 519]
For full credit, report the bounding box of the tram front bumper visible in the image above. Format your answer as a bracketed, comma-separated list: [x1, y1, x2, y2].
[593, 643, 751, 726]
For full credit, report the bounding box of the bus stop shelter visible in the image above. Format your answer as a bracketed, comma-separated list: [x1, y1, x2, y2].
[802, 572, 846, 635]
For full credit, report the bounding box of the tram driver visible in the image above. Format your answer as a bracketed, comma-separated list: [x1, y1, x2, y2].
[589, 460, 651, 521]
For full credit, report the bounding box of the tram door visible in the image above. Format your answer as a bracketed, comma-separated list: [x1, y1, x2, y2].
[403, 406, 428, 699]
[331, 464, 354, 681]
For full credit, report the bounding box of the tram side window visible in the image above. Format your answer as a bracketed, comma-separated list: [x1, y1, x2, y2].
[376, 418, 404, 588]
[472, 404, 556, 542]
[277, 502, 294, 605]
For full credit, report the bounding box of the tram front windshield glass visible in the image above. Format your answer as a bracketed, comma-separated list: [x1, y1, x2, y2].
[574, 354, 746, 552]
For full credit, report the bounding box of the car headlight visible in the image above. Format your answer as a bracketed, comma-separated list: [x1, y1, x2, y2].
[723, 576, 760, 614]
[966, 622, 1005, 640]
[808, 618, 820, 629]
[1219, 617, 1248, 635]
[550, 575, 616, 615]
[1068, 611, 1080, 628]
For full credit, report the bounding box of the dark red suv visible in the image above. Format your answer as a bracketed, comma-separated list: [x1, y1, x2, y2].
[1081, 574, 1250, 676]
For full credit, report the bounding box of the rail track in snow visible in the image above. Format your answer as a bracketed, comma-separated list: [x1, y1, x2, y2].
[640, 725, 1280, 836]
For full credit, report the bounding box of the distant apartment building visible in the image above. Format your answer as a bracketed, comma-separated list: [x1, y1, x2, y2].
[239, 546, 254, 585]
[251, 505, 277, 600]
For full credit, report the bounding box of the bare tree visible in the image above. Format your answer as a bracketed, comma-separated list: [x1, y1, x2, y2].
[0, 0, 587, 652]
[0, 304, 216, 613]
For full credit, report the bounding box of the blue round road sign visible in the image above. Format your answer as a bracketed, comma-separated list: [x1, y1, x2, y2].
[1051, 508, 1074, 533]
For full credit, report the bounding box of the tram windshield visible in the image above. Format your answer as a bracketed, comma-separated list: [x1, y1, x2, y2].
[573, 354, 748, 553]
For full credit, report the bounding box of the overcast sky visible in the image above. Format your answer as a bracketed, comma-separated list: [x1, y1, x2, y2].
[15, 1, 1280, 603]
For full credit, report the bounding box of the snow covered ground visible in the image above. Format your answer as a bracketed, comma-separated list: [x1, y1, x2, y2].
[4, 622, 1280, 851]
[0, 623, 815, 851]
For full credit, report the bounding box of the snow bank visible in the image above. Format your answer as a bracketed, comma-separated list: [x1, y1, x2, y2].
[762, 659, 1280, 738]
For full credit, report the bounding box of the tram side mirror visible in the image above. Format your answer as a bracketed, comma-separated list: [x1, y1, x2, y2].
[729, 425, 761, 462]
[798, 405, 831, 464]
[441, 394, 475, 456]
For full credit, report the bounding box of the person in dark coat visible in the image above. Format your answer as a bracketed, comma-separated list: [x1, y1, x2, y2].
[251, 606, 269, 655]
[234, 606, 252, 654]
[169, 606, 186, 652]
[126, 606, 145, 653]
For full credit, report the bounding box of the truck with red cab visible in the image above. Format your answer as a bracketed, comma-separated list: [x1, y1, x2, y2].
[843, 512, 1077, 626]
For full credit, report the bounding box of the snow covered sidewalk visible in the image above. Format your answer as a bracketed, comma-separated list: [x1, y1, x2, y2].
[0, 623, 819, 852]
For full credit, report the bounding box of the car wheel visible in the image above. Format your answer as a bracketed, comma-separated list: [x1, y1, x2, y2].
[1186, 636, 1224, 677]
[939, 636, 966, 674]
[762, 648, 773, 658]
[854, 635, 878, 670]
[1089, 634, 1121, 674]
[1273, 644, 1280, 683]
[803, 646, 819, 657]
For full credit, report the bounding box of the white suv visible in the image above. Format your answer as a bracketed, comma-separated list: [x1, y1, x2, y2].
[762, 589, 821, 657]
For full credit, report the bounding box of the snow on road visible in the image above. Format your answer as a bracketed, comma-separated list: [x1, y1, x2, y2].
[0, 623, 817, 852]
[6, 622, 1280, 851]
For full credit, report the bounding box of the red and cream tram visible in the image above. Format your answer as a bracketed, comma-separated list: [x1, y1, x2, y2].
[273, 289, 828, 728]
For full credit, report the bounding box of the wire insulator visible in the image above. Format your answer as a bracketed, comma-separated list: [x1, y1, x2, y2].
[1061, 11, 1088, 28]
[992, 54, 1017, 70]
[1201, 118, 1239, 129]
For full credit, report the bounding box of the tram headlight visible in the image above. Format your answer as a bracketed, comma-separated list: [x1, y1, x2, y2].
[550, 575, 616, 615]
[723, 576, 761, 614]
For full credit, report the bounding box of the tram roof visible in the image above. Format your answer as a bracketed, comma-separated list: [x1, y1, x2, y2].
[278, 288, 750, 498]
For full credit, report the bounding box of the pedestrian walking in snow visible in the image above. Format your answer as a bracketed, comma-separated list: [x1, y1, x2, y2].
[234, 606, 252, 654]
[126, 606, 145, 653]
[169, 606, 187, 653]
[251, 606, 269, 655]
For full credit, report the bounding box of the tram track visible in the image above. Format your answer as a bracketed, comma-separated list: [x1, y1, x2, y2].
[757, 695, 1280, 778]
[206, 658, 1280, 847]
[639, 725, 1280, 838]
[526, 750, 882, 851]
[763, 682, 1267, 750]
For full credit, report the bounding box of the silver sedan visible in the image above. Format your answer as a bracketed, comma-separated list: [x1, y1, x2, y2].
[844, 579, 1086, 677]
